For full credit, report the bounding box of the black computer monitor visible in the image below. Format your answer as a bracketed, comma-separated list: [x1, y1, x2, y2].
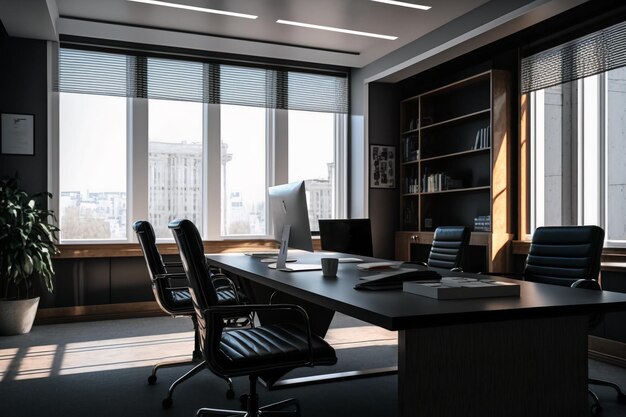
[268, 181, 315, 270]
[318, 218, 373, 257]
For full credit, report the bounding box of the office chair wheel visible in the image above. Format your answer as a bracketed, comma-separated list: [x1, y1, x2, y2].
[148, 375, 157, 385]
[618, 392, 626, 404]
[240, 394, 248, 409]
[591, 403, 602, 415]
[162, 397, 173, 409]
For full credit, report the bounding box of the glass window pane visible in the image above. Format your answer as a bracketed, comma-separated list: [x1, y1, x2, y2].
[288, 110, 338, 232]
[148, 99, 204, 238]
[581, 75, 601, 226]
[530, 82, 576, 230]
[220, 105, 266, 236]
[606, 67, 626, 242]
[59, 93, 127, 241]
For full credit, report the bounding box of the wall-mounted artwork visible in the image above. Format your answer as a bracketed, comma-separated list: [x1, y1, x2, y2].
[370, 144, 396, 189]
[1, 113, 34, 155]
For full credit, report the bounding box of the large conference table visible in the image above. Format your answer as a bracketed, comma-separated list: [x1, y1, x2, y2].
[206, 250, 626, 417]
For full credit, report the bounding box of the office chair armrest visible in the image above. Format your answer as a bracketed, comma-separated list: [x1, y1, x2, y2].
[450, 267, 463, 272]
[571, 279, 602, 291]
[153, 272, 188, 282]
[212, 274, 242, 303]
[164, 285, 189, 292]
[480, 271, 525, 279]
[205, 303, 314, 361]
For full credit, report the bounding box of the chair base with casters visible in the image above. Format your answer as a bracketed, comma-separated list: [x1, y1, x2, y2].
[161, 361, 235, 409]
[197, 375, 300, 417]
[147, 314, 203, 386]
[147, 311, 236, 408]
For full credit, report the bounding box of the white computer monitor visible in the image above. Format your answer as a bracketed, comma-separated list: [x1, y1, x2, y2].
[268, 181, 317, 271]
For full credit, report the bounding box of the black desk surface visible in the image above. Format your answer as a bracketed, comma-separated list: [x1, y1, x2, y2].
[206, 251, 626, 331]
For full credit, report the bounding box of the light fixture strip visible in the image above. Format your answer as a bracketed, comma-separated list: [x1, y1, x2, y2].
[371, 0, 431, 10]
[276, 20, 397, 40]
[127, 0, 258, 20]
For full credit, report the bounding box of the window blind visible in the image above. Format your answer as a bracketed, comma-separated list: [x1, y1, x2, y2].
[521, 20, 626, 93]
[57, 47, 349, 113]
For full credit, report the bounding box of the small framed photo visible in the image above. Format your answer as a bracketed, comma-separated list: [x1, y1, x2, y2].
[370, 144, 396, 189]
[1, 113, 35, 156]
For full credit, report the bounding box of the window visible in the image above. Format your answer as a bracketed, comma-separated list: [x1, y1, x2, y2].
[524, 20, 626, 245]
[220, 104, 267, 236]
[59, 93, 127, 240]
[54, 47, 348, 242]
[288, 110, 342, 232]
[148, 99, 204, 238]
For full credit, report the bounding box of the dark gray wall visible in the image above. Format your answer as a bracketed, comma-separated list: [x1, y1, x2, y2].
[0, 35, 48, 195]
[367, 83, 399, 260]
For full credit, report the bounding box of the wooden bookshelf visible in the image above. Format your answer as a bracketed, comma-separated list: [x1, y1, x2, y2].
[396, 70, 512, 272]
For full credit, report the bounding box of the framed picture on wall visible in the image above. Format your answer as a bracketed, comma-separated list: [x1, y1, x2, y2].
[1, 113, 35, 156]
[370, 144, 396, 189]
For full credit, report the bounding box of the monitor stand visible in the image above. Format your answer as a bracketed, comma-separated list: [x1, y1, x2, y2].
[267, 225, 322, 272]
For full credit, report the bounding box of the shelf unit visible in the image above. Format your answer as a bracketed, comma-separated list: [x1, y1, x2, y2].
[396, 70, 511, 271]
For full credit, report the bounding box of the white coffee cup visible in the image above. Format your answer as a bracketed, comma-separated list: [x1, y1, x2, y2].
[321, 258, 339, 277]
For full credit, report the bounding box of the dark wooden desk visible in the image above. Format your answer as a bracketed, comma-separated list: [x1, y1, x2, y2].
[206, 251, 626, 417]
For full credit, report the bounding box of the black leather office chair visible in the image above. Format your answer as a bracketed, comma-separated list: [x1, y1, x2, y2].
[133, 220, 242, 407]
[414, 226, 470, 270]
[169, 218, 337, 417]
[523, 225, 625, 414]
[318, 218, 373, 257]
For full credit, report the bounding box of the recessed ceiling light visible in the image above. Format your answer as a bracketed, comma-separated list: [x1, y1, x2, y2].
[276, 20, 397, 40]
[371, 0, 431, 10]
[127, 0, 258, 19]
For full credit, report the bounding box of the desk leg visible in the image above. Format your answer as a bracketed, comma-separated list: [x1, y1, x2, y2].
[398, 315, 588, 417]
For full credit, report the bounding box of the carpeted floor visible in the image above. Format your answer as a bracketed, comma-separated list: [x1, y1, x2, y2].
[0, 313, 625, 417]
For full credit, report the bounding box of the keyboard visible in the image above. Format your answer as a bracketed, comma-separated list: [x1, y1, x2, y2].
[244, 251, 280, 258]
[354, 269, 441, 291]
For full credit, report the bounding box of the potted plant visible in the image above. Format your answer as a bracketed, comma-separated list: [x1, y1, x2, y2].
[0, 176, 59, 335]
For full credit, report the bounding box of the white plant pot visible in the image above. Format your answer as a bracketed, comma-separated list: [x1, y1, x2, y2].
[0, 297, 40, 335]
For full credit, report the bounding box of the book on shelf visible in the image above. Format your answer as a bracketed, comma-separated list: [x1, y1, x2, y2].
[421, 172, 462, 192]
[403, 136, 419, 161]
[473, 215, 491, 231]
[473, 126, 491, 150]
[403, 276, 520, 300]
[403, 177, 420, 194]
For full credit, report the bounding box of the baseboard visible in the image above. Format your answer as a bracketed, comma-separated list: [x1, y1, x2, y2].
[589, 335, 626, 368]
[34, 301, 166, 324]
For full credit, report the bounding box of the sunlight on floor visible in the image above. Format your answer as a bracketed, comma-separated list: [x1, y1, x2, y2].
[0, 325, 397, 381]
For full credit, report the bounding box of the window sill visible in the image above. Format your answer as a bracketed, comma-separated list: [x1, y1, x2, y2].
[55, 240, 276, 259]
[55, 238, 322, 259]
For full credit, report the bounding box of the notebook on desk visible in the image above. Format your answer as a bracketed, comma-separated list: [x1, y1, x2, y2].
[354, 269, 441, 290]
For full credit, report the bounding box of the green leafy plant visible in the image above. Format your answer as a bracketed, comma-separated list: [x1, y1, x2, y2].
[0, 176, 59, 299]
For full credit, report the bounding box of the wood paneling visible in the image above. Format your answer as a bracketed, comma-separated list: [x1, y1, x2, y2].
[399, 315, 588, 417]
